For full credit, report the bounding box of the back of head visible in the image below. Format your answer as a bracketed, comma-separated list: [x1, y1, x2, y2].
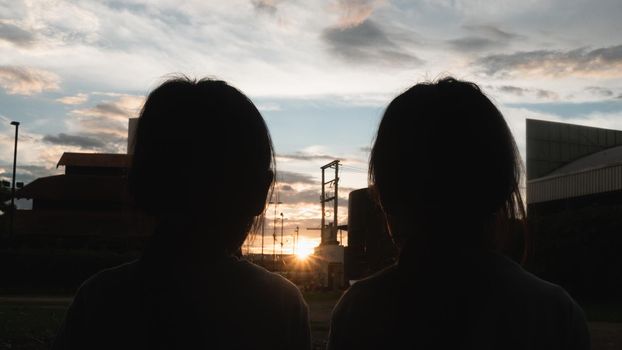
[129, 77, 274, 253]
[370, 77, 525, 255]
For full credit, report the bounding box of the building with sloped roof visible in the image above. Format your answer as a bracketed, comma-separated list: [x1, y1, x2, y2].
[526, 119, 622, 300]
[57, 152, 130, 176]
[21, 154, 130, 211]
[14, 119, 152, 245]
[527, 119, 622, 208]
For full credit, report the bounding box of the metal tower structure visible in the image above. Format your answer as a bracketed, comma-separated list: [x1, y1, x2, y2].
[320, 160, 340, 245]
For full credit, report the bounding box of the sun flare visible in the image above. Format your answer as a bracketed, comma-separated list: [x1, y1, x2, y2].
[295, 250, 312, 260]
[294, 239, 317, 261]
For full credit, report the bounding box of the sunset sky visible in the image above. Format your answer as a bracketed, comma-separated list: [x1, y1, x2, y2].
[1, 0, 621, 253]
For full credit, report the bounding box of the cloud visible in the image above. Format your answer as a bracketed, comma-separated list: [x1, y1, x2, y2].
[0, 164, 60, 185]
[462, 24, 519, 41]
[278, 188, 349, 205]
[252, 0, 278, 15]
[71, 94, 144, 138]
[277, 152, 343, 162]
[42, 133, 106, 149]
[334, 0, 385, 28]
[448, 25, 520, 52]
[279, 188, 321, 204]
[495, 85, 558, 100]
[322, 19, 422, 66]
[277, 170, 316, 185]
[477, 45, 622, 77]
[534, 89, 558, 100]
[280, 184, 295, 192]
[359, 146, 371, 152]
[585, 86, 614, 97]
[256, 102, 281, 111]
[0, 66, 60, 95]
[0, 21, 35, 47]
[506, 100, 622, 119]
[88, 103, 127, 117]
[498, 85, 527, 95]
[56, 93, 89, 105]
[60, 94, 143, 153]
[448, 37, 498, 51]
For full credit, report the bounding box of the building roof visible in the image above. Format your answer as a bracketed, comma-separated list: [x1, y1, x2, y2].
[528, 146, 622, 204]
[526, 119, 622, 179]
[548, 145, 622, 176]
[527, 164, 622, 204]
[16, 174, 130, 202]
[56, 152, 131, 169]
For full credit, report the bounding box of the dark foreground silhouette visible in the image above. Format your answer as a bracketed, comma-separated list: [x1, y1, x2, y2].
[52, 78, 310, 350]
[328, 78, 590, 350]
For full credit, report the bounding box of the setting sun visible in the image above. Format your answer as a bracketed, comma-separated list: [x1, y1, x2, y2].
[295, 250, 312, 261]
[294, 239, 317, 261]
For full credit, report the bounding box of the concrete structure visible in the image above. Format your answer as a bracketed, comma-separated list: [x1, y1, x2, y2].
[314, 239, 345, 289]
[344, 188, 396, 282]
[128, 118, 138, 154]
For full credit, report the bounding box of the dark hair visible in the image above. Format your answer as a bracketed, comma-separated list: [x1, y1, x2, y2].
[369, 77, 527, 261]
[129, 76, 275, 252]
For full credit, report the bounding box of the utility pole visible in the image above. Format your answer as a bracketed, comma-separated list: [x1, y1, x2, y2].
[9, 121, 19, 239]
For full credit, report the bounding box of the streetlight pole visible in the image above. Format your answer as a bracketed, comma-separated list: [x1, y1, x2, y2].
[261, 213, 265, 265]
[9, 121, 19, 239]
[280, 212, 284, 259]
[294, 225, 299, 256]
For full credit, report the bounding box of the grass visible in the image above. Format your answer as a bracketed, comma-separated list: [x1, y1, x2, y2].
[582, 301, 622, 323]
[0, 293, 342, 350]
[302, 290, 344, 302]
[1, 294, 620, 350]
[0, 302, 68, 350]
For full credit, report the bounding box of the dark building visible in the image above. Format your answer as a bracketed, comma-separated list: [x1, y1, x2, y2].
[22, 153, 130, 211]
[0, 120, 150, 292]
[527, 119, 622, 300]
[15, 152, 152, 246]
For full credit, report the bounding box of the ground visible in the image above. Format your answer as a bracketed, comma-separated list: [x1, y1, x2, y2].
[0, 294, 620, 349]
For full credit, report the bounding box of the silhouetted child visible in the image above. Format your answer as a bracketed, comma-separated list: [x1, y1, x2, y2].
[328, 78, 590, 350]
[52, 77, 310, 350]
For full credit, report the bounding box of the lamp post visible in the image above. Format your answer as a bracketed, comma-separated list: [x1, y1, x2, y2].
[269, 198, 282, 266]
[294, 225, 299, 256]
[280, 212, 284, 259]
[9, 121, 19, 239]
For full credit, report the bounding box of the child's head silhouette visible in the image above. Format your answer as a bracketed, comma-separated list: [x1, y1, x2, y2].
[370, 77, 525, 257]
[129, 77, 274, 253]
